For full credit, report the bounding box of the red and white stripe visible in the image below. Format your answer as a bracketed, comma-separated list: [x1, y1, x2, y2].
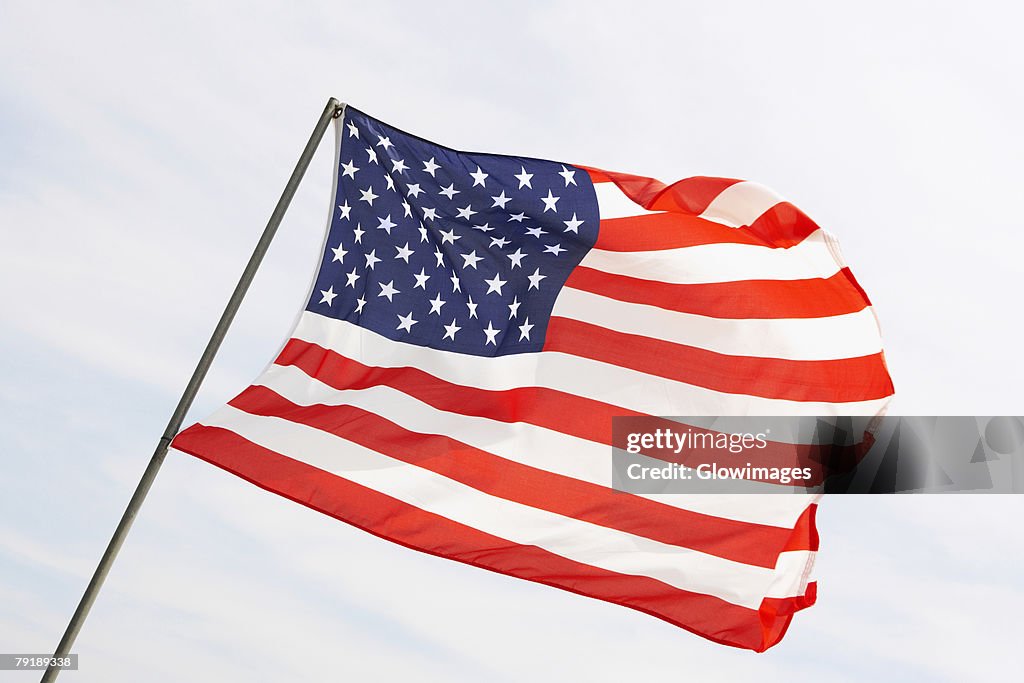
[172, 164, 894, 652]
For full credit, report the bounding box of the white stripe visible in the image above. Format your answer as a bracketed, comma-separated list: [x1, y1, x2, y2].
[255, 363, 818, 527]
[767, 551, 816, 599]
[594, 181, 663, 220]
[202, 404, 814, 608]
[698, 181, 782, 228]
[552, 287, 882, 361]
[579, 229, 841, 284]
[292, 312, 891, 417]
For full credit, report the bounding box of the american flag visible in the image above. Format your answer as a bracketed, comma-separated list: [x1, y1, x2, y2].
[172, 106, 894, 651]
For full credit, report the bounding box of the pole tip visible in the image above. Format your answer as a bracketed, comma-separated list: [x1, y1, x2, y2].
[328, 98, 346, 118]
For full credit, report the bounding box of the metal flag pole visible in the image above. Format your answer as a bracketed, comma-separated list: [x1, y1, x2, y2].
[41, 97, 344, 683]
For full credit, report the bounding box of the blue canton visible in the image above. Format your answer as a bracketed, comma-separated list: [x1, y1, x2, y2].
[306, 107, 600, 356]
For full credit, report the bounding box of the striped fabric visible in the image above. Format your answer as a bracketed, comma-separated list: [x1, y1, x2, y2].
[172, 109, 894, 652]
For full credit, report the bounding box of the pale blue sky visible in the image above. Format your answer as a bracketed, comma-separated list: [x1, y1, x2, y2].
[2, 1, 1022, 680]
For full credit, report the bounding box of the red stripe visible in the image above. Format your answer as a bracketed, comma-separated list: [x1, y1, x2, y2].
[746, 202, 820, 247]
[652, 176, 745, 215]
[785, 504, 819, 552]
[583, 168, 667, 208]
[839, 265, 874, 306]
[227, 384, 809, 567]
[171, 424, 814, 651]
[759, 581, 817, 647]
[584, 168, 742, 215]
[587, 170, 825, 249]
[595, 203, 823, 251]
[544, 317, 894, 403]
[565, 266, 871, 319]
[595, 212, 775, 251]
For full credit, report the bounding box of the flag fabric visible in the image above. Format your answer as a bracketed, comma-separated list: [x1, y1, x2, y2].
[171, 106, 894, 651]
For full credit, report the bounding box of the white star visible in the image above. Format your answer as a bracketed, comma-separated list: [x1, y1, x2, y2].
[417, 223, 428, 242]
[508, 296, 521, 319]
[346, 121, 359, 138]
[456, 204, 477, 220]
[364, 249, 381, 270]
[470, 166, 488, 187]
[433, 247, 445, 267]
[543, 243, 566, 256]
[422, 157, 440, 176]
[377, 134, 393, 151]
[396, 311, 417, 333]
[353, 223, 365, 243]
[541, 189, 560, 213]
[563, 213, 584, 233]
[341, 160, 359, 179]
[558, 165, 577, 186]
[515, 166, 534, 189]
[359, 186, 378, 206]
[443, 319, 461, 341]
[319, 286, 337, 306]
[428, 293, 446, 314]
[403, 200, 413, 218]
[422, 206, 438, 222]
[506, 248, 527, 269]
[395, 242, 414, 263]
[355, 295, 367, 313]
[338, 200, 352, 220]
[450, 272, 461, 292]
[345, 267, 360, 288]
[483, 321, 500, 346]
[461, 250, 483, 269]
[518, 318, 534, 341]
[526, 226, 547, 238]
[491, 190, 511, 209]
[508, 212, 527, 223]
[439, 183, 460, 199]
[527, 268, 546, 290]
[439, 228, 460, 244]
[413, 268, 431, 289]
[384, 174, 395, 191]
[366, 146, 378, 164]
[472, 223, 493, 233]
[484, 273, 507, 295]
[406, 183, 424, 198]
[330, 242, 348, 263]
[391, 158, 408, 174]
[467, 295, 479, 319]
[376, 214, 397, 234]
[378, 280, 400, 301]
[489, 236, 510, 248]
